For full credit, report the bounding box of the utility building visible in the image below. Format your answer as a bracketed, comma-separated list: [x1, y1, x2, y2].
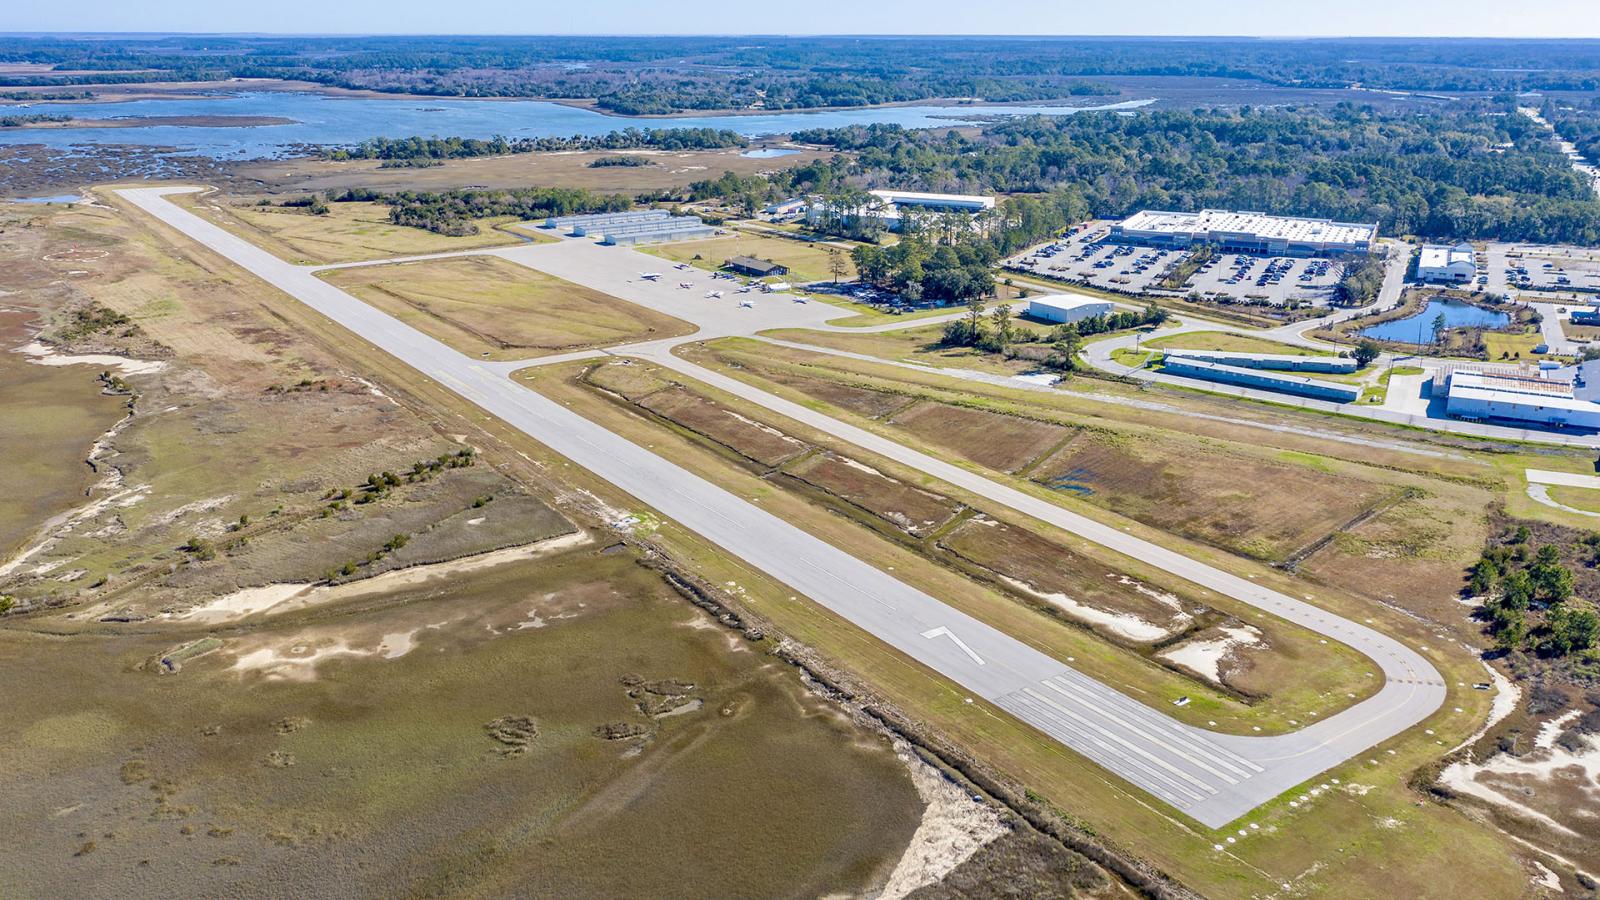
[1110, 209, 1377, 257]
[1026, 295, 1114, 324]
[1417, 243, 1477, 283]
[725, 256, 790, 278]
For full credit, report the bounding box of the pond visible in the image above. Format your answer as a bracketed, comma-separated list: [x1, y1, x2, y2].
[1357, 298, 1511, 344]
[741, 148, 800, 158]
[0, 91, 1155, 160]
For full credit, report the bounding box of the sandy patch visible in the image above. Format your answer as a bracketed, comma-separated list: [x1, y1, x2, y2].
[268, 529, 590, 616]
[175, 583, 311, 623]
[16, 340, 166, 377]
[1450, 662, 1520, 753]
[998, 573, 1175, 643]
[1438, 735, 1600, 839]
[877, 742, 1006, 899]
[1158, 625, 1265, 684]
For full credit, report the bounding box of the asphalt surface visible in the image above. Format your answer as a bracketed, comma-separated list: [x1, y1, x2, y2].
[123, 187, 1447, 828]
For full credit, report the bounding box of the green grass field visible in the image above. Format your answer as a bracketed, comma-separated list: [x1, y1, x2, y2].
[1144, 330, 1335, 356]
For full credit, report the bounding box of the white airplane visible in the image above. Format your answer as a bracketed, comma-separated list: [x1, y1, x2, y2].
[792, 295, 808, 303]
[736, 286, 752, 293]
[706, 290, 724, 299]
[738, 298, 755, 308]
[674, 263, 691, 270]
[638, 272, 663, 281]
[678, 282, 694, 290]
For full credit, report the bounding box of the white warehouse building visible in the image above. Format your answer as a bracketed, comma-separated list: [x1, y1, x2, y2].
[807, 189, 996, 232]
[1110, 209, 1378, 257]
[1026, 295, 1115, 324]
[1417, 243, 1477, 283]
[1443, 365, 1600, 430]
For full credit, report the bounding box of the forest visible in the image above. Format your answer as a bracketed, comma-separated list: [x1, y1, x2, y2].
[7, 35, 1600, 113]
[774, 104, 1600, 245]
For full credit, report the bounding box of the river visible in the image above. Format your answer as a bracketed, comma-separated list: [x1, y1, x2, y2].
[0, 91, 1154, 159]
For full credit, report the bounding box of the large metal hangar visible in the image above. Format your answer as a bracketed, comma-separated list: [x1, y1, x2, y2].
[1110, 209, 1378, 257]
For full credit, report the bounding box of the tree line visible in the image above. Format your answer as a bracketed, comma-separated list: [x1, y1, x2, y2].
[323, 127, 748, 162]
[325, 186, 631, 236]
[781, 104, 1600, 246]
[1472, 527, 1600, 658]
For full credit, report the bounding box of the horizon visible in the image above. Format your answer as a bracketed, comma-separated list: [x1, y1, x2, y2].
[5, 1, 1599, 40]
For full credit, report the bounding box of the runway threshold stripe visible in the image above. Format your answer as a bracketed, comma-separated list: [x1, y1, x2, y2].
[1019, 687, 1219, 798]
[1043, 674, 1259, 780]
[998, 693, 1200, 807]
[1050, 668, 1265, 774]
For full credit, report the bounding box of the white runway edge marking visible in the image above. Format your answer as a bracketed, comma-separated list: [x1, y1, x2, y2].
[119, 187, 1450, 829]
[922, 626, 985, 665]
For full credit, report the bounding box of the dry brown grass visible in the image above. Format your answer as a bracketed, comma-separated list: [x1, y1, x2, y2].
[889, 400, 1070, 473]
[1031, 432, 1396, 563]
[323, 255, 693, 360]
[638, 386, 808, 467]
[785, 451, 963, 536]
[236, 146, 835, 196]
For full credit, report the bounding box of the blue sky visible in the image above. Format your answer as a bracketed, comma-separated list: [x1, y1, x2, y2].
[5, 1, 1598, 38]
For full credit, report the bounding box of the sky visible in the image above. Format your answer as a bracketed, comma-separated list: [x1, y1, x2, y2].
[5, 0, 1600, 39]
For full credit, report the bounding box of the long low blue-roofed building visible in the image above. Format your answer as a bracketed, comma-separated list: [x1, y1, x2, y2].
[1160, 356, 1363, 403]
[1161, 348, 1359, 374]
[545, 209, 669, 233]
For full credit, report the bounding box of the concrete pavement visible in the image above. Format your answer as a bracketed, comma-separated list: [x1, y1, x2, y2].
[121, 186, 1449, 829]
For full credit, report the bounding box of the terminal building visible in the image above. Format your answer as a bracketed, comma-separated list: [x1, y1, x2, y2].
[1417, 243, 1477, 283]
[1110, 209, 1378, 257]
[1441, 363, 1600, 430]
[1025, 295, 1114, 325]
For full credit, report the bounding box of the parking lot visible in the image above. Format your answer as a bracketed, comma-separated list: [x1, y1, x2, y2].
[1485, 242, 1600, 300]
[1008, 225, 1344, 307]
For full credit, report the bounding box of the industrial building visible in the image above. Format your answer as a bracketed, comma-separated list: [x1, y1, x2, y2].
[1110, 209, 1378, 257]
[1572, 306, 1600, 326]
[600, 217, 717, 246]
[725, 256, 790, 278]
[806, 189, 996, 233]
[1025, 295, 1115, 324]
[1160, 356, 1363, 403]
[546, 209, 668, 233]
[763, 198, 807, 217]
[1161, 349, 1359, 374]
[866, 190, 996, 213]
[1442, 364, 1600, 430]
[1417, 243, 1477, 283]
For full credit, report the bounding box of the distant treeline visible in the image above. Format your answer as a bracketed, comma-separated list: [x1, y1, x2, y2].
[322, 127, 747, 161]
[328, 186, 631, 236]
[0, 112, 69, 127]
[21, 35, 1600, 114]
[772, 103, 1600, 246]
[0, 90, 93, 101]
[588, 155, 655, 168]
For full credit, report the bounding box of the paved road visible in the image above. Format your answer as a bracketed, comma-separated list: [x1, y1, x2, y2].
[123, 187, 1446, 828]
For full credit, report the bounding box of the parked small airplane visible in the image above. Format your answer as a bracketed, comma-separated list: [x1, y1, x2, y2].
[706, 290, 724, 298]
[638, 272, 662, 281]
[736, 286, 752, 293]
[674, 263, 691, 270]
[738, 298, 755, 308]
[678, 282, 694, 289]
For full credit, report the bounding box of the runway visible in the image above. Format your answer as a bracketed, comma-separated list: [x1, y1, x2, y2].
[119, 186, 1448, 828]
